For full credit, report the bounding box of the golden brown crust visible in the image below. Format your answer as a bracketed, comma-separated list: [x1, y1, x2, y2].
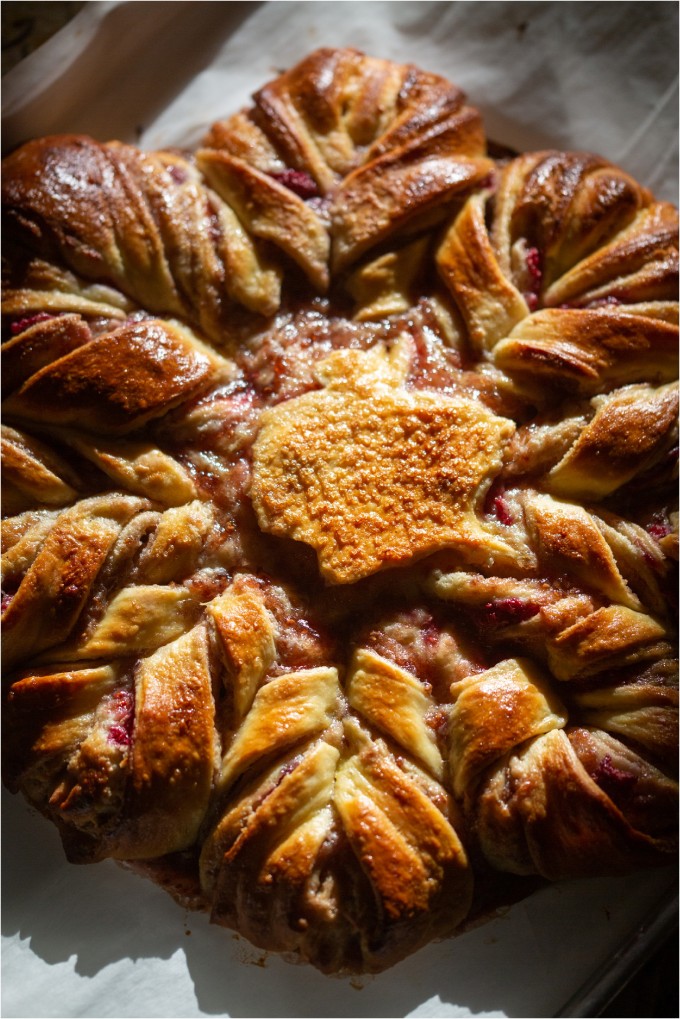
[436, 151, 679, 392]
[1, 47, 677, 975]
[208, 47, 492, 278]
[3, 319, 220, 434]
[2, 495, 149, 668]
[544, 384, 679, 499]
[493, 308, 678, 393]
[197, 149, 331, 292]
[111, 623, 217, 860]
[251, 341, 518, 583]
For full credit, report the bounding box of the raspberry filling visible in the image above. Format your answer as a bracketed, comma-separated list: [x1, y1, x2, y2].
[483, 482, 515, 525]
[522, 246, 542, 311]
[269, 169, 320, 200]
[646, 511, 673, 542]
[591, 754, 637, 792]
[647, 522, 672, 541]
[10, 312, 56, 335]
[166, 163, 190, 186]
[481, 598, 540, 627]
[107, 688, 135, 747]
[1, 576, 21, 615]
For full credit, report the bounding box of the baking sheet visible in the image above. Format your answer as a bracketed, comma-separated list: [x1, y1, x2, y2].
[2, 2, 678, 1017]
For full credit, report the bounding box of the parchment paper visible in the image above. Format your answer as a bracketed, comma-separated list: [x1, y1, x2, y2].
[3, 0, 678, 201]
[2, 3, 678, 1017]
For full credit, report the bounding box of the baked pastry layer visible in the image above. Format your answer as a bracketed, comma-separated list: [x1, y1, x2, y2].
[2, 47, 678, 974]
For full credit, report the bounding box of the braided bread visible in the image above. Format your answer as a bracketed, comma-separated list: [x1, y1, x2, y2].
[2, 47, 677, 975]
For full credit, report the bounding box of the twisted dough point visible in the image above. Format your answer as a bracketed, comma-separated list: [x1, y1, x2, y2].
[2, 137, 282, 341]
[4, 624, 217, 863]
[437, 150, 679, 393]
[0, 311, 230, 519]
[503, 383, 679, 501]
[203, 47, 493, 276]
[2, 49, 492, 342]
[3, 316, 224, 434]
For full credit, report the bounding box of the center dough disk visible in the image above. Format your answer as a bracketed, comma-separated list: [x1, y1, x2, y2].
[251, 341, 516, 583]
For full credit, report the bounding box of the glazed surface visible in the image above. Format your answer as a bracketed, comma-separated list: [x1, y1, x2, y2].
[2, 48, 678, 974]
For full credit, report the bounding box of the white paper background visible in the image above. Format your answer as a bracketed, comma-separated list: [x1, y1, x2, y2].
[2, 3, 678, 1017]
[2, 0, 678, 201]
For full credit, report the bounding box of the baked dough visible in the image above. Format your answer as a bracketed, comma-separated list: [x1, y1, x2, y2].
[2, 47, 677, 974]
